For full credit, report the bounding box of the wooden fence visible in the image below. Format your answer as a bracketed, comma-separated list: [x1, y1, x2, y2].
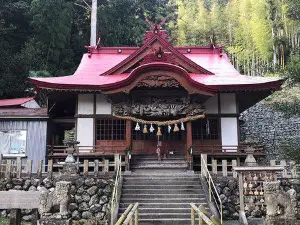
[198, 154, 299, 179]
[0, 154, 128, 179]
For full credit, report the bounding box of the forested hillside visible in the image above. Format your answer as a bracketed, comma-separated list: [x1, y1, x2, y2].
[1, 0, 300, 99]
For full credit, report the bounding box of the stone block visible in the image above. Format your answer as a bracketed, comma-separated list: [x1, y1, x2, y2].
[38, 218, 72, 225]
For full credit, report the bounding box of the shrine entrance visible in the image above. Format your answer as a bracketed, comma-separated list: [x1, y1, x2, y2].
[131, 120, 187, 155]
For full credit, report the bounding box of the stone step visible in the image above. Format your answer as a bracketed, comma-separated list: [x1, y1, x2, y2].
[130, 163, 188, 169]
[132, 212, 192, 219]
[123, 176, 200, 181]
[119, 202, 209, 209]
[121, 193, 204, 198]
[122, 185, 202, 190]
[130, 169, 188, 173]
[121, 189, 204, 194]
[132, 155, 185, 159]
[137, 218, 200, 225]
[131, 159, 187, 164]
[123, 173, 198, 177]
[122, 180, 201, 185]
[120, 197, 207, 203]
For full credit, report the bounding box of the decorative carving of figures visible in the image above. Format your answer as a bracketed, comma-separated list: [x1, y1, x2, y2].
[136, 76, 180, 88]
[112, 95, 205, 117]
[112, 101, 131, 116]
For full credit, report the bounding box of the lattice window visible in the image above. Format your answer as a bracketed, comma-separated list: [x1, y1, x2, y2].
[96, 119, 126, 140]
[192, 119, 219, 140]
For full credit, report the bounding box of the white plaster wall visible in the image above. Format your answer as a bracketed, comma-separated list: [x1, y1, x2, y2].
[22, 100, 40, 108]
[220, 93, 236, 114]
[96, 94, 111, 115]
[78, 94, 94, 115]
[76, 118, 94, 150]
[203, 95, 218, 114]
[221, 117, 238, 151]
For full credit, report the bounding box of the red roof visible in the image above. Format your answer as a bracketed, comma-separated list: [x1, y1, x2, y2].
[0, 97, 35, 107]
[29, 29, 283, 92]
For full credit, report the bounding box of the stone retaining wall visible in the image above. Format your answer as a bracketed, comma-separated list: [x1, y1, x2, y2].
[240, 102, 300, 159]
[215, 177, 300, 220]
[0, 176, 114, 224]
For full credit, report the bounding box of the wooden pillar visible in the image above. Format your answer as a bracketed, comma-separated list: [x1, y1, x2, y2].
[186, 121, 192, 167]
[126, 120, 132, 148]
[239, 173, 244, 211]
[10, 209, 21, 225]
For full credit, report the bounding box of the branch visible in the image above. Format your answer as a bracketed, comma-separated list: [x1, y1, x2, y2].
[74, 3, 90, 11]
[82, 0, 91, 9]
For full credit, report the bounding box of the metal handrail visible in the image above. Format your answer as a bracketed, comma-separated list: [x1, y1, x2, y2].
[110, 155, 122, 225]
[200, 154, 223, 224]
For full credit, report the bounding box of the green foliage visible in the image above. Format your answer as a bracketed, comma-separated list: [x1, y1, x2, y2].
[279, 137, 300, 164]
[285, 55, 300, 84]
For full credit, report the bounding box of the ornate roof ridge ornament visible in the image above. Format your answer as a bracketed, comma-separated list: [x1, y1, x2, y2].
[145, 17, 167, 34]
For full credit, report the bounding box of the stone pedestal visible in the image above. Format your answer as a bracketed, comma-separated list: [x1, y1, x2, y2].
[264, 216, 298, 225]
[38, 218, 72, 225]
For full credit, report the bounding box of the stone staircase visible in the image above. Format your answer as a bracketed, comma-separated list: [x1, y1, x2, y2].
[130, 154, 188, 173]
[118, 155, 211, 225]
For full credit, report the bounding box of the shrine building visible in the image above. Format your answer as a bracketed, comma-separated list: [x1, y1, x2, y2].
[29, 24, 283, 165]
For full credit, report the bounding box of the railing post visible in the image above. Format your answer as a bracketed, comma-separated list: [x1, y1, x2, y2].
[222, 160, 227, 177]
[212, 159, 217, 176]
[134, 208, 138, 225]
[232, 160, 237, 178]
[191, 207, 195, 225]
[208, 178, 212, 202]
[16, 157, 22, 178]
[26, 160, 32, 177]
[47, 159, 53, 178]
[198, 214, 203, 225]
[104, 159, 109, 172]
[125, 155, 130, 171]
[114, 154, 119, 171]
[5, 159, 12, 178]
[37, 160, 43, 178]
[94, 159, 99, 175]
[83, 160, 89, 177]
[201, 154, 207, 177]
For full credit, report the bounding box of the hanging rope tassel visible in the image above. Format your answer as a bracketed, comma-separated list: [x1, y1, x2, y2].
[173, 123, 179, 132]
[181, 121, 185, 130]
[156, 127, 162, 136]
[143, 124, 148, 134]
[168, 124, 172, 133]
[149, 123, 155, 133]
[135, 122, 140, 131]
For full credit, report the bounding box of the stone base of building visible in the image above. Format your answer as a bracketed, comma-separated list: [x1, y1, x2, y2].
[38, 218, 72, 225]
[264, 216, 298, 225]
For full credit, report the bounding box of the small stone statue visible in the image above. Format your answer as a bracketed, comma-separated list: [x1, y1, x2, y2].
[39, 181, 71, 219]
[264, 181, 297, 225]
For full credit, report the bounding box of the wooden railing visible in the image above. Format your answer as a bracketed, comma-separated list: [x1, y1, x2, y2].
[47, 144, 127, 155]
[111, 154, 122, 225]
[192, 144, 264, 155]
[0, 153, 126, 178]
[200, 155, 223, 224]
[115, 203, 139, 225]
[190, 203, 221, 225]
